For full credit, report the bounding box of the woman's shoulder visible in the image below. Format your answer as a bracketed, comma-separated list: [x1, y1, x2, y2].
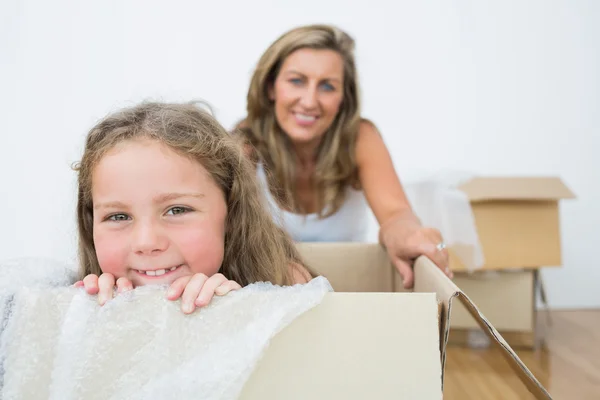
[234, 118, 249, 131]
[357, 117, 382, 140]
[355, 118, 385, 159]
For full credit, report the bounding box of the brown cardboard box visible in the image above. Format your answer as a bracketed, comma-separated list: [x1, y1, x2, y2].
[450, 176, 575, 272]
[446, 177, 574, 348]
[239, 243, 552, 400]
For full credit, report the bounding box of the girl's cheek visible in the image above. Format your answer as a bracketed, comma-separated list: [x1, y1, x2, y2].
[94, 234, 127, 276]
[176, 229, 224, 275]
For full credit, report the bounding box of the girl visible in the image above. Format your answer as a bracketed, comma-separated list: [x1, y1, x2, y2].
[73, 101, 314, 313]
[235, 24, 452, 289]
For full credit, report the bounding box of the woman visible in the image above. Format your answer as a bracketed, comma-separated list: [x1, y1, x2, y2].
[235, 24, 451, 288]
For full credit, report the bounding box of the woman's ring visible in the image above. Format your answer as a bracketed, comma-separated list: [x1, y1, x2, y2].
[436, 242, 446, 251]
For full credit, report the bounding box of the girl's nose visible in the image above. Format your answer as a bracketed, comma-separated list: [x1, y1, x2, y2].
[131, 220, 168, 255]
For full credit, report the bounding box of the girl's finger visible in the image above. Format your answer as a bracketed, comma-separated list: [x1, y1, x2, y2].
[166, 275, 193, 301]
[180, 274, 209, 314]
[116, 277, 133, 293]
[98, 273, 116, 306]
[195, 274, 229, 307]
[73, 280, 84, 288]
[214, 280, 242, 296]
[83, 274, 99, 295]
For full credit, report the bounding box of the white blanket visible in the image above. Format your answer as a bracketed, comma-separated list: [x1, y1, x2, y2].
[0, 258, 332, 400]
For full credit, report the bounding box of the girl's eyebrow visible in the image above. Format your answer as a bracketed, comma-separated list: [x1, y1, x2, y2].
[94, 193, 205, 211]
[94, 200, 127, 211]
[154, 192, 205, 203]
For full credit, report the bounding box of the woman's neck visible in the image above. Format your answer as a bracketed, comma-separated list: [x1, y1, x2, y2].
[292, 141, 319, 170]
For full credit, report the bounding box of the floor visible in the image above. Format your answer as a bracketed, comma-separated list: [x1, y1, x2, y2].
[443, 310, 600, 399]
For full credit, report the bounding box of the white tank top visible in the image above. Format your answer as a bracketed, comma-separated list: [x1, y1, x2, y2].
[256, 163, 370, 242]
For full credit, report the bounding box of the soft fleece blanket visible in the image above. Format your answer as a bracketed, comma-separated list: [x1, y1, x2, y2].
[0, 258, 332, 400]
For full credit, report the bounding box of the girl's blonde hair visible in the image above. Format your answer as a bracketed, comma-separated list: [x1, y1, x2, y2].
[74, 101, 310, 286]
[239, 24, 362, 218]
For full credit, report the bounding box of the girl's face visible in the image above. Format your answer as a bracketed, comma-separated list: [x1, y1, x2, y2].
[91, 138, 227, 287]
[269, 48, 345, 148]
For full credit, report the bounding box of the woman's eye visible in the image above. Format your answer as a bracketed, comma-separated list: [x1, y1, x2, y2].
[107, 213, 129, 221]
[289, 78, 303, 85]
[166, 206, 190, 216]
[320, 82, 335, 92]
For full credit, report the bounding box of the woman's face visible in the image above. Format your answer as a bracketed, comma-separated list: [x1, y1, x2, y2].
[269, 48, 345, 148]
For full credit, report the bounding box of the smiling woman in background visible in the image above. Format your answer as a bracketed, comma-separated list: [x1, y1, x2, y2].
[235, 24, 451, 288]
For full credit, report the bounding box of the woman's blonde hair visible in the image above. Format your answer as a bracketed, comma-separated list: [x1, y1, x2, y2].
[239, 24, 362, 218]
[74, 101, 311, 286]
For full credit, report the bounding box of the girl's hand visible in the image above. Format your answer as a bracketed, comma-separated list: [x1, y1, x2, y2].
[73, 273, 134, 305]
[166, 273, 241, 314]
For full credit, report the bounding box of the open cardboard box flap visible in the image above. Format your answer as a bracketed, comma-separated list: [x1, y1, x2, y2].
[414, 254, 551, 399]
[458, 176, 575, 202]
[267, 242, 552, 399]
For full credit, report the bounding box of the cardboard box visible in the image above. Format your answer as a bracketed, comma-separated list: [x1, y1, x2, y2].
[445, 177, 574, 348]
[239, 243, 552, 400]
[450, 176, 575, 272]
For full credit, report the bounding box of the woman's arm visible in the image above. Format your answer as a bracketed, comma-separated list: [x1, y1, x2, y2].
[355, 120, 413, 225]
[355, 119, 451, 288]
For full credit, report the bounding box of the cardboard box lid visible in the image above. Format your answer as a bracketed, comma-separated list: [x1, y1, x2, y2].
[458, 176, 576, 202]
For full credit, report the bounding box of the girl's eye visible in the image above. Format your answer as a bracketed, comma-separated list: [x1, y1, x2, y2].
[166, 206, 191, 216]
[289, 78, 303, 85]
[107, 213, 130, 222]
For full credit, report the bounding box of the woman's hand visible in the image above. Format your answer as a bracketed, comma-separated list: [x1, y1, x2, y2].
[166, 273, 241, 314]
[379, 211, 452, 289]
[73, 273, 133, 305]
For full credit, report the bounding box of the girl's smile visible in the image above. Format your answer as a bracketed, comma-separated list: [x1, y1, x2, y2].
[133, 264, 183, 277]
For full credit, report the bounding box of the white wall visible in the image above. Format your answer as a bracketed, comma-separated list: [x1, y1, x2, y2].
[1, 0, 598, 309]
